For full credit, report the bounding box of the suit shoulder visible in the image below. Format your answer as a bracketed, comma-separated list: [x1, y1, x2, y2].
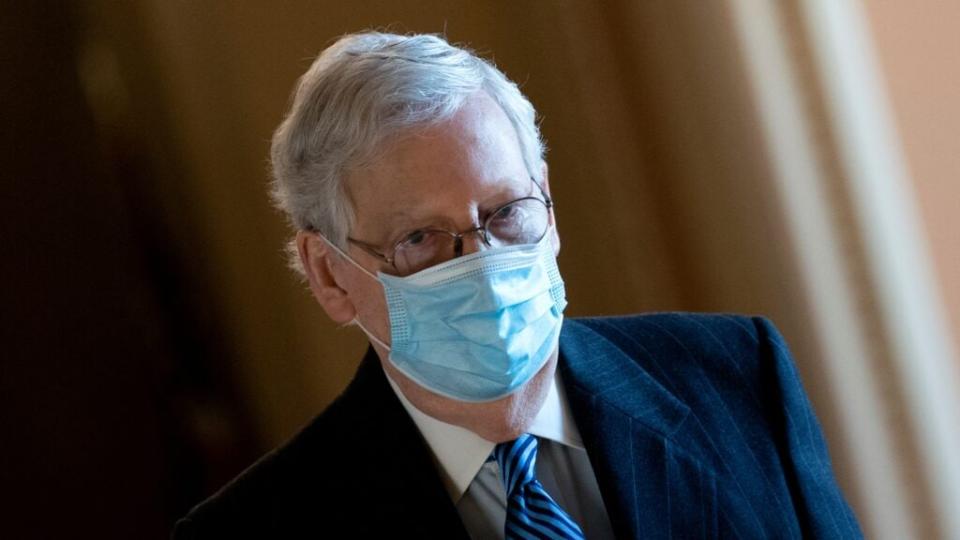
[571, 312, 777, 357]
[173, 391, 356, 537]
[568, 313, 794, 411]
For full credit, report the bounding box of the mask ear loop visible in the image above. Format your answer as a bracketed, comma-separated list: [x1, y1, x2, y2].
[317, 233, 379, 281]
[351, 317, 392, 351]
[315, 232, 392, 351]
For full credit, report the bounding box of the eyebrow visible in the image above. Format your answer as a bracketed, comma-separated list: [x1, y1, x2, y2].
[368, 209, 420, 244]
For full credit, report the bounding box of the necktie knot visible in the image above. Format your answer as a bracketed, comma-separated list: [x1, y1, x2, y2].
[493, 433, 539, 496]
[491, 434, 586, 539]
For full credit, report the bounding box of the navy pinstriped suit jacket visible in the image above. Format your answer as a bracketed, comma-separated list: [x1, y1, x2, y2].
[174, 313, 863, 538]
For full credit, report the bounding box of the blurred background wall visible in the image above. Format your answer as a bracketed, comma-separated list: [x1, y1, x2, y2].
[1, 1, 956, 538]
[865, 1, 960, 362]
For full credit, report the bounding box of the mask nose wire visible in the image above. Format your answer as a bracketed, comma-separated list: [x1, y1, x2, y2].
[316, 233, 392, 350]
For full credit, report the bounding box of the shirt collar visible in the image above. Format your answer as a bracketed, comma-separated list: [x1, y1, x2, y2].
[385, 367, 584, 502]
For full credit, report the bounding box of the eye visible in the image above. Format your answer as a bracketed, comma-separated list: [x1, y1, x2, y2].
[486, 199, 550, 244]
[402, 229, 428, 246]
[490, 203, 520, 224]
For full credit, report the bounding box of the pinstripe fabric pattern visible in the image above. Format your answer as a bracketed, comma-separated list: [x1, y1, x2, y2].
[563, 314, 863, 538]
[493, 434, 585, 540]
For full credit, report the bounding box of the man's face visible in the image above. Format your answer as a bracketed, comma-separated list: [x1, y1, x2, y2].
[299, 91, 560, 441]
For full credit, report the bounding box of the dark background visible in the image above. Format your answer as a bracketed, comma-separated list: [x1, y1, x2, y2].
[1, 4, 259, 537]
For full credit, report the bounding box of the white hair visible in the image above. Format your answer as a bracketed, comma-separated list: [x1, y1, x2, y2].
[269, 31, 546, 275]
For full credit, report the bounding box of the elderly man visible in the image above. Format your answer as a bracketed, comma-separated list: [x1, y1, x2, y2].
[175, 32, 861, 539]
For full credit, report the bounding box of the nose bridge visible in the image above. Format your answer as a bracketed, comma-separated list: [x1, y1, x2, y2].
[455, 227, 489, 257]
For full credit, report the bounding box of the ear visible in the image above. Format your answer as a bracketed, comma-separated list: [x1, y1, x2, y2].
[296, 230, 357, 324]
[539, 163, 561, 256]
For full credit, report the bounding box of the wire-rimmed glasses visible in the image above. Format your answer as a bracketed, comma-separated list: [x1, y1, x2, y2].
[348, 178, 553, 276]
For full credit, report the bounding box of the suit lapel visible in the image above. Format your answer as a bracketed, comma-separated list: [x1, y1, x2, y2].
[559, 319, 717, 539]
[342, 348, 471, 538]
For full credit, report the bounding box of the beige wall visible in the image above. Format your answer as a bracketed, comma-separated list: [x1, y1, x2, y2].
[863, 1, 960, 357]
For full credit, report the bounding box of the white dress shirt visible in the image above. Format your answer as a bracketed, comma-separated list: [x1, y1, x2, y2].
[385, 368, 615, 539]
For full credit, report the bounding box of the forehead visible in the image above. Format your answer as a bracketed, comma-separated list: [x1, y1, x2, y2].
[347, 92, 531, 237]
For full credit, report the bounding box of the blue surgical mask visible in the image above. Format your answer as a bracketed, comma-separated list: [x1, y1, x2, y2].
[324, 229, 567, 402]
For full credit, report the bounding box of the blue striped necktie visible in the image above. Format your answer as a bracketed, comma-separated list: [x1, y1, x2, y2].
[492, 434, 586, 539]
